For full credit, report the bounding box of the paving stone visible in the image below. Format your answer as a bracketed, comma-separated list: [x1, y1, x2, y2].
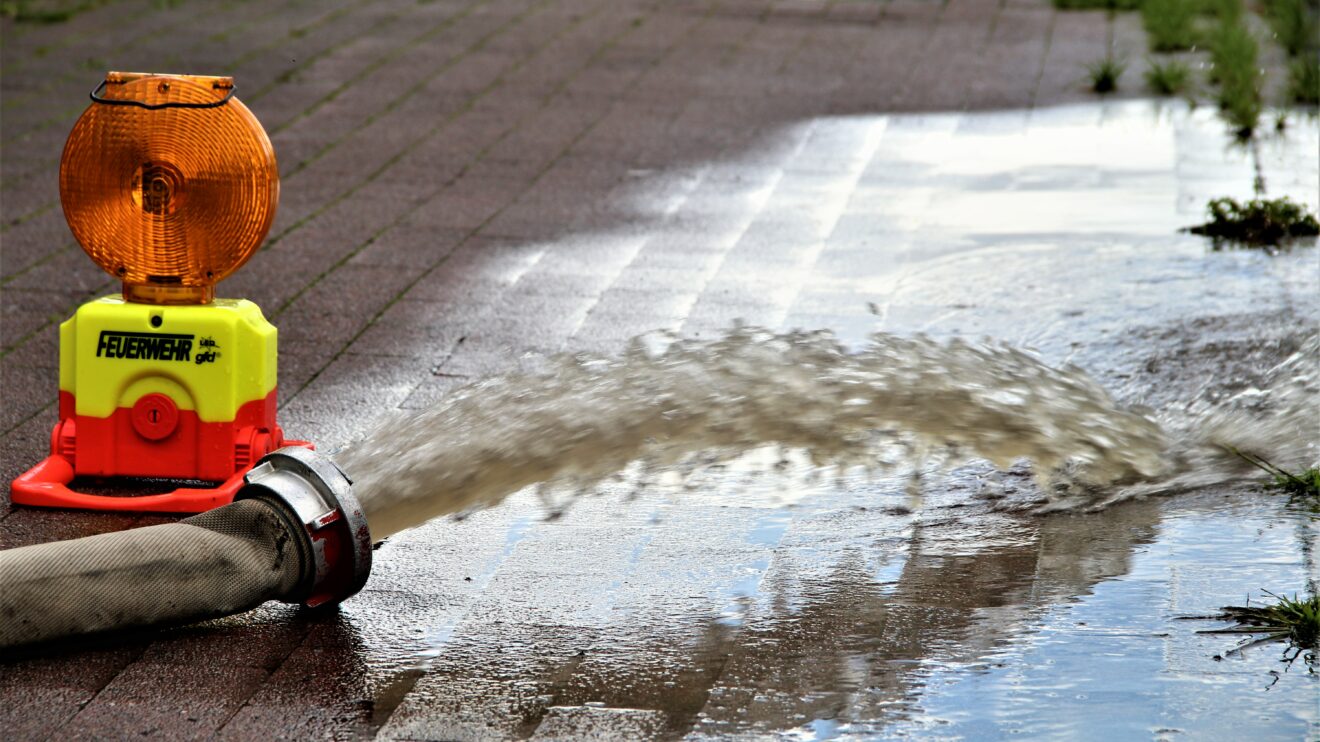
[281, 352, 435, 423]
[60, 661, 269, 740]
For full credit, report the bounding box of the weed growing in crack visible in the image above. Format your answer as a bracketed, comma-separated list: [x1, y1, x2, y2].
[1264, 0, 1318, 57]
[1196, 592, 1319, 672]
[1222, 446, 1320, 497]
[1211, 0, 1245, 24]
[1088, 56, 1126, 93]
[1288, 56, 1320, 105]
[1146, 59, 1192, 94]
[1209, 18, 1262, 137]
[1262, 463, 1320, 498]
[0, 1, 77, 23]
[1053, 0, 1140, 9]
[1187, 198, 1320, 246]
[1143, 0, 1201, 51]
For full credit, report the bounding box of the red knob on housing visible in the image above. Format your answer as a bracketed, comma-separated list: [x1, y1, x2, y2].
[131, 393, 179, 440]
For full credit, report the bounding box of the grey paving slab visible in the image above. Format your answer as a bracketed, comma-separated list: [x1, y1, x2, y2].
[1035, 9, 1114, 103]
[1, 0, 392, 205]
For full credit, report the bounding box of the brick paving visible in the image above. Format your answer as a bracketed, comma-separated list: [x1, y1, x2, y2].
[2, 0, 1318, 739]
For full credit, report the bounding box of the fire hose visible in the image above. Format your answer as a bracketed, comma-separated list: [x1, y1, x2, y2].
[0, 447, 371, 649]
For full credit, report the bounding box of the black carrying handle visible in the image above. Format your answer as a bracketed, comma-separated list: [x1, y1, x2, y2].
[90, 78, 235, 110]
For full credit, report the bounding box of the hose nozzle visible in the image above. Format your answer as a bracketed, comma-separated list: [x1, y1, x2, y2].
[237, 447, 372, 608]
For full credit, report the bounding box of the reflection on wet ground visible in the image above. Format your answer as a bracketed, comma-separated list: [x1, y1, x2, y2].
[351, 103, 1316, 739]
[3, 101, 1317, 739]
[907, 494, 1318, 740]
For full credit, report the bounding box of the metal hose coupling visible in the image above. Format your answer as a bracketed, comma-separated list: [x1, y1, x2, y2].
[0, 447, 370, 650]
[237, 447, 372, 608]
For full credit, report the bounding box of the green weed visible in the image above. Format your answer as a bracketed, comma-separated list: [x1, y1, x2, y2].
[1272, 467, 1320, 497]
[0, 0, 102, 23]
[1288, 56, 1320, 105]
[0, 1, 72, 22]
[1203, 592, 1319, 653]
[1219, 82, 1262, 137]
[1211, 0, 1245, 23]
[1054, 0, 1141, 10]
[1223, 446, 1320, 495]
[1142, 0, 1201, 51]
[1264, 0, 1319, 57]
[1088, 56, 1127, 93]
[1189, 198, 1320, 245]
[1146, 59, 1192, 94]
[1209, 21, 1261, 136]
[1209, 22, 1257, 85]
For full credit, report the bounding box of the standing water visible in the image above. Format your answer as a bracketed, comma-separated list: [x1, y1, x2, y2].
[337, 327, 1315, 540]
[323, 102, 1317, 739]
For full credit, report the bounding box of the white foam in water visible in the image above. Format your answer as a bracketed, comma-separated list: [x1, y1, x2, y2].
[339, 326, 1304, 541]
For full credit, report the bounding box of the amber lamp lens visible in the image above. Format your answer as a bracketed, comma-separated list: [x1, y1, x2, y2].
[59, 72, 278, 304]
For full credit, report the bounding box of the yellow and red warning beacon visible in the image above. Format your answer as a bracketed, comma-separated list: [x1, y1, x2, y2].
[11, 71, 310, 513]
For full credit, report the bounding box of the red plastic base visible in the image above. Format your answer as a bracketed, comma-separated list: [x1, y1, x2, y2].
[12, 456, 255, 513]
[11, 388, 312, 514]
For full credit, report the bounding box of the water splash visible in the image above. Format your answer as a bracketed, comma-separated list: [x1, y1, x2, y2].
[1088, 333, 1320, 510]
[341, 327, 1185, 540]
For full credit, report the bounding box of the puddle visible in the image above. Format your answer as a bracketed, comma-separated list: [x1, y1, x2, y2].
[899, 498, 1318, 740]
[329, 101, 1320, 739]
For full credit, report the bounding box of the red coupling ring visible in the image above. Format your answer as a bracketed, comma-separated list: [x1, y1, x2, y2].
[236, 447, 371, 608]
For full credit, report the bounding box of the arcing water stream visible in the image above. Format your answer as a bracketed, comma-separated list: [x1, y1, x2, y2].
[338, 327, 1317, 541]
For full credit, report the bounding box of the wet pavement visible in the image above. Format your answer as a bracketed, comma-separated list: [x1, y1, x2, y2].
[3, 0, 1320, 739]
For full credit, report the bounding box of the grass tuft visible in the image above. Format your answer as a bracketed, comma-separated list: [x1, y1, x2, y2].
[1053, 0, 1141, 9]
[1264, 0, 1319, 57]
[1271, 467, 1320, 497]
[1288, 56, 1320, 105]
[1208, 20, 1261, 137]
[1188, 198, 1320, 246]
[0, 0, 104, 23]
[1222, 446, 1320, 496]
[1211, 0, 1245, 23]
[1203, 592, 1319, 652]
[1142, 0, 1201, 51]
[1145, 59, 1192, 94]
[1088, 56, 1126, 93]
[0, 2, 72, 22]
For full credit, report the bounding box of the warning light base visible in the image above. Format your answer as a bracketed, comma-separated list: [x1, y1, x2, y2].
[10, 296, 312, 514]
[11, 454, 285, 513]
[10, 416, 314, 514]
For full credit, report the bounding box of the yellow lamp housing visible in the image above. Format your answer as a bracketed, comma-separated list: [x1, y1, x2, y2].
[11, 72, 310, 513]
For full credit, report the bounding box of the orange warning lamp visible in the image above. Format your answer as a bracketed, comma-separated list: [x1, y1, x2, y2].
[60, 72, 278, 305]
[11, 72, 311, 512]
